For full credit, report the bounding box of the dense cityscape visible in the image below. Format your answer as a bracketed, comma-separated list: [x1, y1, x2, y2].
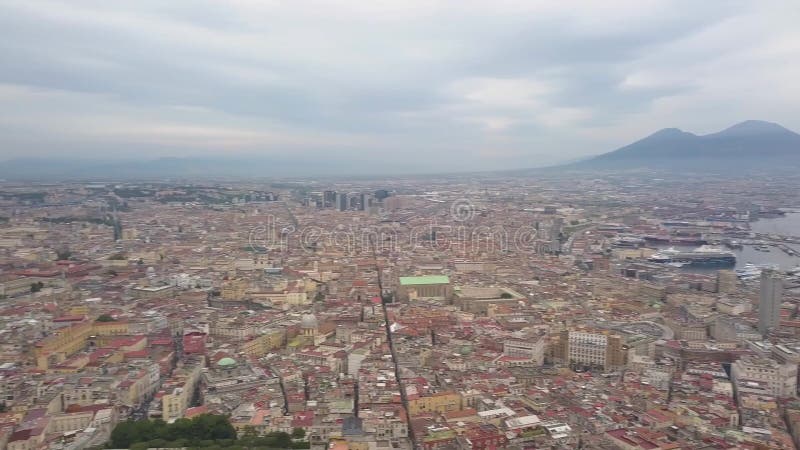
[0, 172, 799, 449]
[2, 1, 800, 449]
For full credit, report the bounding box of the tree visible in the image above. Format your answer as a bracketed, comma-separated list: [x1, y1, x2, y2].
[190, 414, 236, 441]
[30, 282, 44, 293]
[291, 427, 306, 439]
[168, 418, 193, 441]
[499, 292, 513, 299]
[241, 425, 258, 439]
[146, 438, 168, 449]
[96, 314, 116, 322]
[209, 417, 236, 440]
[55, 248, 72, 260]
[271, 432, 292, 448]
[109, 414, 239, 448]
[110, 421, 137, 448]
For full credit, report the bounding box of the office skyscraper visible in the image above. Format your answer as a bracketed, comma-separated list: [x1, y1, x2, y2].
[323, 190, 337, 208]
[336, 192, 348, 211]
[759, 268, 783, 334]
[549, 217, 563, 254]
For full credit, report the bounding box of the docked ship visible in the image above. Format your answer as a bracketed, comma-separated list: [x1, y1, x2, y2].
[648, 246, 736, 267]
[642, 235, 708, 246]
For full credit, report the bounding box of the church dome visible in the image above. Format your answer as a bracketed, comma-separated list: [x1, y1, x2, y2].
[217, 357, 237, 367]
[300, 313, 318, 329]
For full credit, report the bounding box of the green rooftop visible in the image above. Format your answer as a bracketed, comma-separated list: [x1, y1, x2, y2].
[217, 357, 237, 367]
[399, 275, 450, 286]
[423, 429, 456, 442]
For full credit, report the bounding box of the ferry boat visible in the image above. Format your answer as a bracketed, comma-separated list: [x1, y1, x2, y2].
[648, 245, 736, 267]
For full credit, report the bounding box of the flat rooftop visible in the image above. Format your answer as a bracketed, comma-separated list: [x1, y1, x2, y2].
[399, 275, 450, 286]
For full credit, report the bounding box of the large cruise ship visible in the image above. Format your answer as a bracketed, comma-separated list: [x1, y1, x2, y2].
[648, 246, 736, 267]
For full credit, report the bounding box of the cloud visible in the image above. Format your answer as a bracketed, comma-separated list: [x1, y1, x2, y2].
[0, 0, 798, 172]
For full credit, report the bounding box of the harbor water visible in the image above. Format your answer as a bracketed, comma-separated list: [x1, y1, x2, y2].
[655, 212, 800, 273]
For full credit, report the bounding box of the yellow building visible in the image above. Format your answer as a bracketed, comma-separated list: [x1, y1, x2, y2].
[407, 392, 462, 416]
[240, 330, 285, 357]
[119, 378, 145, 407]
[92, 320, 131, 336]
[160, 357, 204, 423]
[221, 279, 248, 301]
[34, 318, 133, 370]
[161, 389, 188, 423]
[34, 322, 93, 370]
[69, 306, 90, 316]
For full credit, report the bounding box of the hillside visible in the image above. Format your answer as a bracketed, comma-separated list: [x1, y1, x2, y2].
[571, 120, 800, 170]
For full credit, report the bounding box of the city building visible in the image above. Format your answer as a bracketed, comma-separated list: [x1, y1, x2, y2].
[759, 269, 784, 334]
[397, 275, 452, 302]
[731, 355, 797, 398]
[556, 329, 627, 372]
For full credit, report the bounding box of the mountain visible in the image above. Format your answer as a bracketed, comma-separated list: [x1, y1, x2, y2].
[571, 120, 800, 171]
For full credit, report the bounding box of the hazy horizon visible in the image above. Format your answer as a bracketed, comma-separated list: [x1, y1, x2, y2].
[2, 1, 799, 173]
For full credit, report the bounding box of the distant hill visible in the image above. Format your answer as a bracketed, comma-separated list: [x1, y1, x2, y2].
[569, 120, 800, 171]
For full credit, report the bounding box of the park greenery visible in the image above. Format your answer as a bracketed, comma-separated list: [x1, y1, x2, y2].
[108, 414, 309, 450]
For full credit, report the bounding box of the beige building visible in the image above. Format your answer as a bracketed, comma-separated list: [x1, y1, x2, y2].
[731, 355, 797, 398]
[716, 270, 738, 294]
[452, 286, 524, 314]
[555, 329, 627, 372]
[210, 319, 257, 340]
[502, 336, 546, 366]
[663, 316, 708, 341]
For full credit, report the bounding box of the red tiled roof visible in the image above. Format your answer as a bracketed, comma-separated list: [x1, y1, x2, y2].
[185, 406, 209, 418]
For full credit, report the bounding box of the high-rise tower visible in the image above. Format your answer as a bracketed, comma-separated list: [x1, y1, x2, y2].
[759, 269, 784, 334]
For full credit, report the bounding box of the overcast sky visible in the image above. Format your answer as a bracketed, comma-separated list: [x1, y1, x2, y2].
[1, 0, 799, 172]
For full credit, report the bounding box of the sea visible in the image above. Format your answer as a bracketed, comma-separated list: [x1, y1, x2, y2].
[739, 211, 800, 270]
